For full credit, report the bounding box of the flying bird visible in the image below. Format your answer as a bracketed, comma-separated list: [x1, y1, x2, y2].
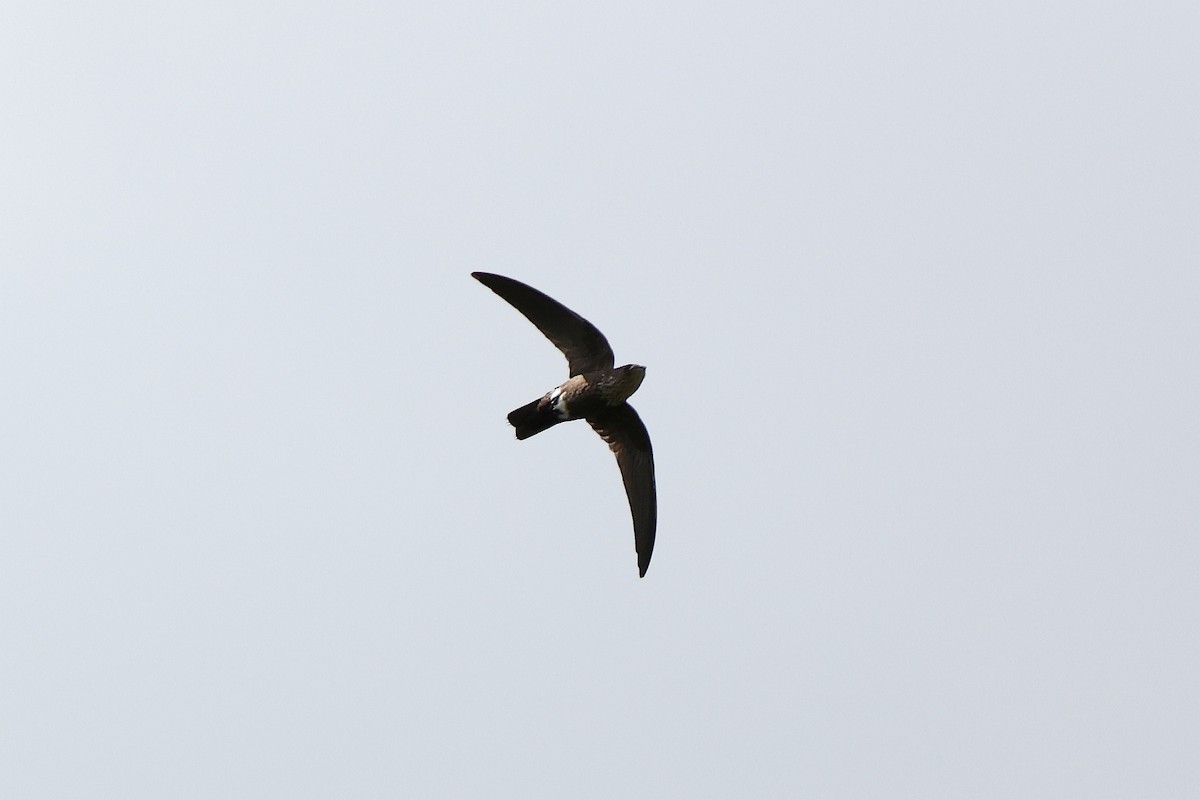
[472, 272, 657, 577]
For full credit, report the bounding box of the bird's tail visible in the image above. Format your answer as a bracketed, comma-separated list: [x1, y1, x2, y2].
[507, 398, 562, 440]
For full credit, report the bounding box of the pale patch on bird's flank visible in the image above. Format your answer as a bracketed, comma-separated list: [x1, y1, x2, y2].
[549, 386, 571, 419]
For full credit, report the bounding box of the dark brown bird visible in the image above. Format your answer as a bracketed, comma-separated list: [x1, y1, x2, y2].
[472, 272, 657, 577]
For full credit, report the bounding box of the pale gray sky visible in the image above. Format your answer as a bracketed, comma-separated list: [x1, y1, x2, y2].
[2, 2, 1197, 798]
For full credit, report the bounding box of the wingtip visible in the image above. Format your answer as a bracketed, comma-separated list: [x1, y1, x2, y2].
[472, 271, 505, 290]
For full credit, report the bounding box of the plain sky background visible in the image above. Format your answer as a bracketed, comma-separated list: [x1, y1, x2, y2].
[2, 2, 1197, 798]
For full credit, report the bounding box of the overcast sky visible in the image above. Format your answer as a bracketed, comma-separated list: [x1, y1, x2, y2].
[2, 2, 1197, 798]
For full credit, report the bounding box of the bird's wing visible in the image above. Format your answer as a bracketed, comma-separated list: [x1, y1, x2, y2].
[588, 403, 656, 577]
[472, 272, 615, 376]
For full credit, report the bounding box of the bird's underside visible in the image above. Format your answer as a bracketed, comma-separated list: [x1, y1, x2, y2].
[472, 272, 657, 577]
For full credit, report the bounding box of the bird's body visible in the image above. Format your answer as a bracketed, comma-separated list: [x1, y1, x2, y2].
[472, 272, 657, 577]
[507, 367, 645, 440]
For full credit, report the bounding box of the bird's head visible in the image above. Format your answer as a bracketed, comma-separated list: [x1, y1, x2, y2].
[608, 364, 646, 402]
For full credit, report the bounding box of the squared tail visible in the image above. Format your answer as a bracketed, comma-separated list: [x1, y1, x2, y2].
[507, 398, 562, 440]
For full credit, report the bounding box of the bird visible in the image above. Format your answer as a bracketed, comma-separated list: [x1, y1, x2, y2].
[472, 271, 657, 577]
